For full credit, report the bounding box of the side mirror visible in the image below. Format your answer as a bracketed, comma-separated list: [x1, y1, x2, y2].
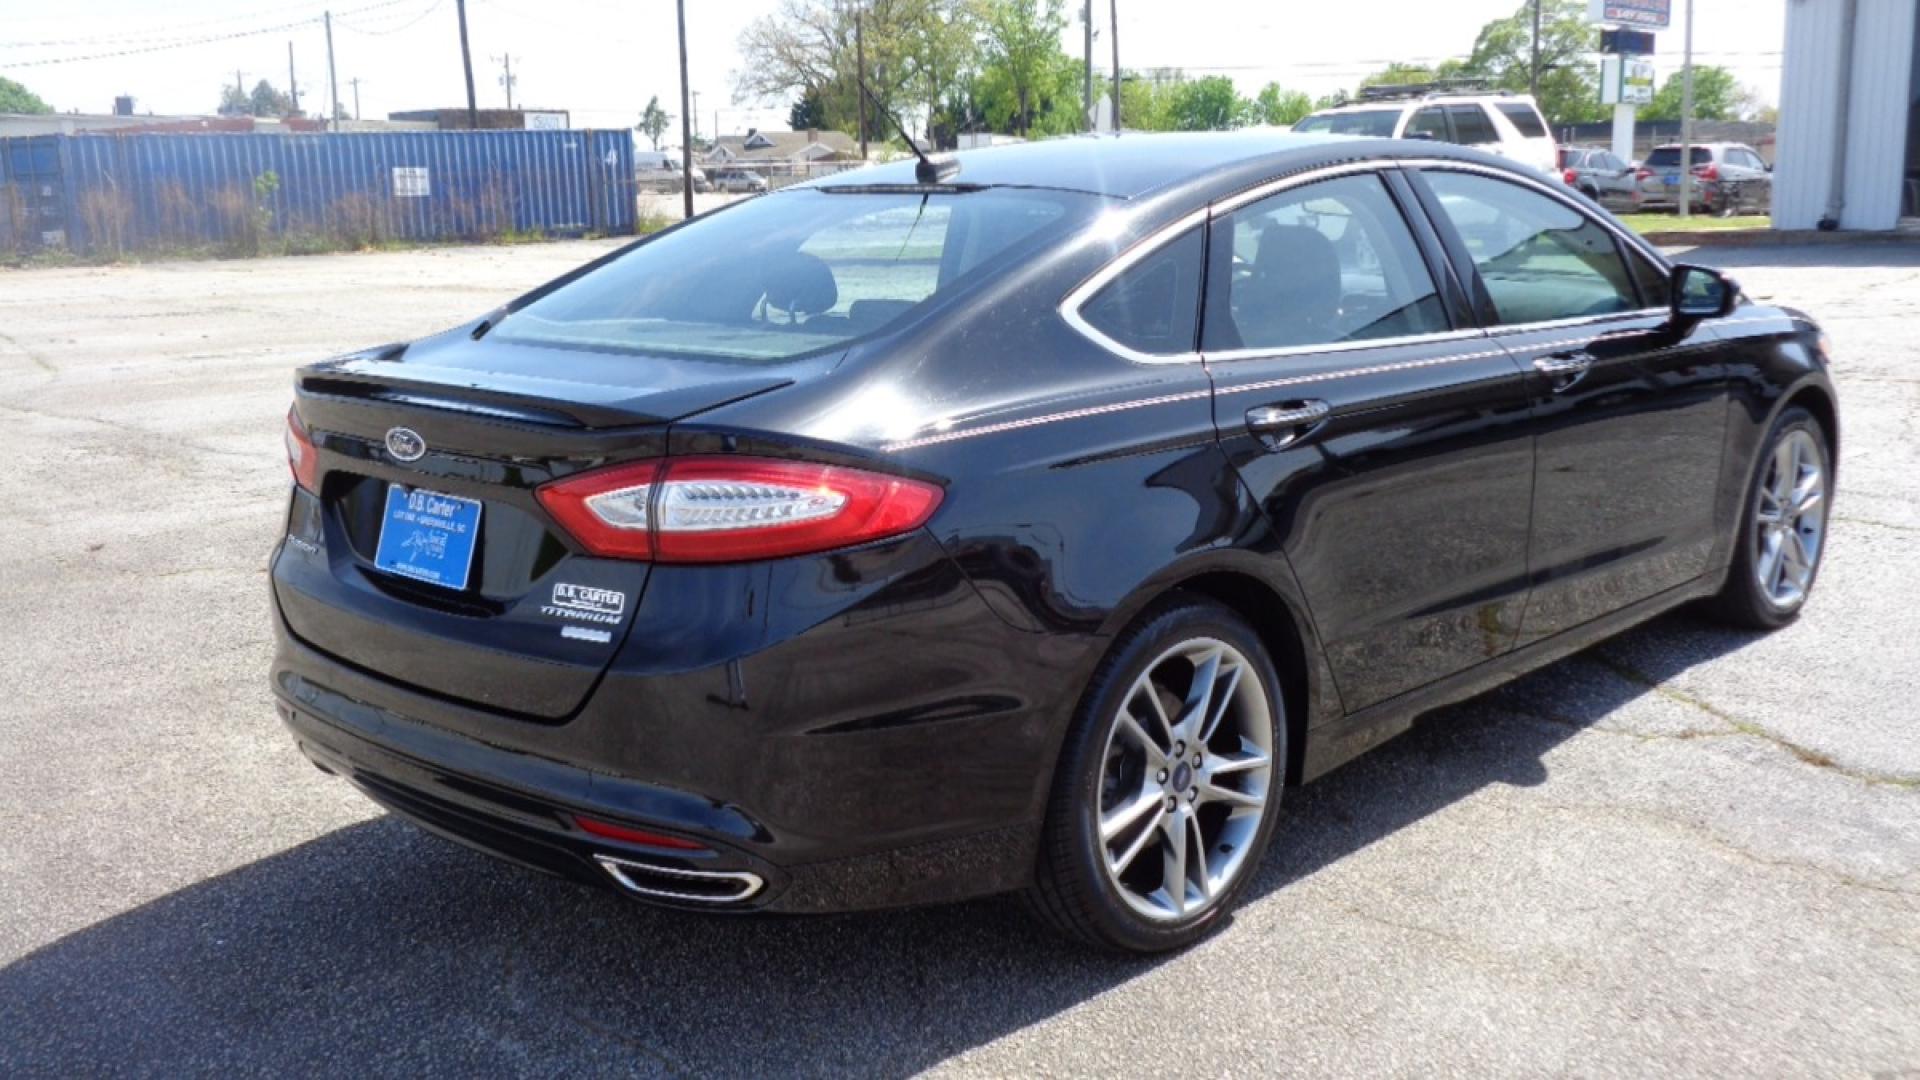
[1672, 263, 1739, 321]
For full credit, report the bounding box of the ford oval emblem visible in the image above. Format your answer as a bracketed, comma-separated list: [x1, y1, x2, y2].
[385, 427, 427, 462]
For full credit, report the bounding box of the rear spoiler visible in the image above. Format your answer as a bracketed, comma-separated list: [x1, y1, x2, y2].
[296, 356, 793, 431]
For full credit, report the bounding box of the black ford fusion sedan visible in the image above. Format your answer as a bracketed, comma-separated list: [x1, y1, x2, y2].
[271, 132, 1836, 952]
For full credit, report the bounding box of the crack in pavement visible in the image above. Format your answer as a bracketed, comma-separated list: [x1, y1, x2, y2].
[0, 329, 57, 374]
[0, 400, 261, 465]
[1587, 652, 1920, 790]
[1833, 515, 1920, 535]
[1530, 798, 1920, 903]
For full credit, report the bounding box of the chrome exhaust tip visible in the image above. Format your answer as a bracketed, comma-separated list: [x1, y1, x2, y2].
[593, 854, 765, 905]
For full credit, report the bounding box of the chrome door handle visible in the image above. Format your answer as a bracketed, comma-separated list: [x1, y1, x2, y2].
[1246, 400, 1331, 432]
[1534, 352, 1593, 391]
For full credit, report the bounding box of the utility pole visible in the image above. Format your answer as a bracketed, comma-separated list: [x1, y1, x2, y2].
[233, 69, 246, 115]
[1082, 1, 1093, 132]
[676, 0, 694, 219]
[287, 42, 300, 116]
[1678, 0, 1696, 219]
[855, 12, 868, 159]
[1109, 0, 1121, 132]
[324, 11, 339, 131]
[455, 0, 478, 128]
[691, 90, 701, 138]
[1529, 0, 1541, 98]
[494, 54, 517, 110]
[348, 77, 364, 120]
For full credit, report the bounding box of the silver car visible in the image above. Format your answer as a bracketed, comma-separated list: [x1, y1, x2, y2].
[1559, 147, 1641, 211]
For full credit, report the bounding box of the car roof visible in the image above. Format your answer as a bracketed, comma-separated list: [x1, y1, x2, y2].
[805, 131, 1504, 200]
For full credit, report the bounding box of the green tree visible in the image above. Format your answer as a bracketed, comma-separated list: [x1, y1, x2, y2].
[789, 88, 828, 130]
[218, 83, 249, 116]
[248, 79, 292, 118]
[638, 95, 672, 149]
[1460, 0, 1604, 125]
[1639, 65, 1749, 122]
[1118, 70, 1181, 131]
[979, 0, 1070, 136]
[0, 76, 52, 114]
[1252, 82, 1312, 127]
[1165, 76, 1250, 131]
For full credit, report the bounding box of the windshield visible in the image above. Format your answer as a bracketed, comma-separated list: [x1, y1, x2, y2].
[1292, 109, 1400, 137]
[495, 187, 1096, 363]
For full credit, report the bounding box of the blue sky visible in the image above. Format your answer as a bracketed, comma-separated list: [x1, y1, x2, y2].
[1, 0, 1786, 133]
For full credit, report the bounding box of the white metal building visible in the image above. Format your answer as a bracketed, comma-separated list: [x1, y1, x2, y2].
[1772, 0, 1920, 230]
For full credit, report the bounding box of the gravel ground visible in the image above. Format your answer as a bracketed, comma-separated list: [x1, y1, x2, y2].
[0, 239, 1916, 1078]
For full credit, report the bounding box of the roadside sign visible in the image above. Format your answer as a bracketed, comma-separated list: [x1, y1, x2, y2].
[1600, 56, 1658, 106]
[1588, 0, 1671, 29]
[1600, 28, 1657, 56]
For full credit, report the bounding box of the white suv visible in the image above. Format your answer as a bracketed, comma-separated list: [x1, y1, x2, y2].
[1293, 89, 1558, 176]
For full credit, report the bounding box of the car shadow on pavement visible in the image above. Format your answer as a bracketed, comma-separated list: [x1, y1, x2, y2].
[0, 611, 1759, 1078]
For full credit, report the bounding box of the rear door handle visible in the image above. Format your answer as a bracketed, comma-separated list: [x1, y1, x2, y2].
[1533, 352, 1593, 392]
[1245, 399, 1330, 449]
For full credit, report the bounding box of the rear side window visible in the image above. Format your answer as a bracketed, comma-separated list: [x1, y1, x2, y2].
[1407, 108, 1450, 142]
[1079, 227, 1203, 356]
[1422, 170, 1638, 325]
[1497, 103, 1549, 139]
[1202, 173, 1450, 352]
[1447, 105, 1499, 146]
[1646, 147, 1713, 168]
[1292, 109, 1401, 137]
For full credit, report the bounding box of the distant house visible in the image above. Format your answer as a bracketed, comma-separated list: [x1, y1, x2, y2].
[707, 128, 858, 165]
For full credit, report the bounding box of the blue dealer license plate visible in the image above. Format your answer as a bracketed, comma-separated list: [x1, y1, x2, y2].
[373, 485, 482, 590]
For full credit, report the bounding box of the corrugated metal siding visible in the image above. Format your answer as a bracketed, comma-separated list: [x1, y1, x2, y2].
[0, 130, 634, 255]
[1775, 0, 1917, 230]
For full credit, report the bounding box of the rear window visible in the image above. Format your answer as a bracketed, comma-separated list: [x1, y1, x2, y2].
[1293, 109, 1401, 137]
[1646, 147, 1714, 168]
[1498, 103, 1549, 139]
[494, 188, 1094, 363]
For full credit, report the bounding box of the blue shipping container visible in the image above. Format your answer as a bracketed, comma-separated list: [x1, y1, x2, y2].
[0, 129, 635, 255]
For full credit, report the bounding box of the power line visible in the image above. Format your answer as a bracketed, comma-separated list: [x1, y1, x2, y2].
[0, 0, 413, 69]
[0, 1, 338, 49]
[338, 0, 448, 35]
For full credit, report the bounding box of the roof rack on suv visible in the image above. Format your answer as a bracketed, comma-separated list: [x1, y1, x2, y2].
[1355, 80, 1511, 103]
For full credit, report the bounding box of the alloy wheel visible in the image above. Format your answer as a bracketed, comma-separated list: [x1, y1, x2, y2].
[1095, 637, 1274, 923]
[1752, 428, 1827, 608]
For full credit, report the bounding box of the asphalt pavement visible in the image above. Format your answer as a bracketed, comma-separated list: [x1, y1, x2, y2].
[1, 239, 1916, 1077]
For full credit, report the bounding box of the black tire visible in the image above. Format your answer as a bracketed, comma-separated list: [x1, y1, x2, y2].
[1026, 595, 1286, 953]
[1706, 407, 1831, 630]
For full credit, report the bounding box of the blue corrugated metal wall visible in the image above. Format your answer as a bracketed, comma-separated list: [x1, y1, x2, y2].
[0, 130, 634, 254]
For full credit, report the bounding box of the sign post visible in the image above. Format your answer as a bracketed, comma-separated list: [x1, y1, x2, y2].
[1590, 0, 1667, 174]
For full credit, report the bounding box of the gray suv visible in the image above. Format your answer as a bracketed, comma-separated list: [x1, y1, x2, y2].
[1637, 143, 1772, 216]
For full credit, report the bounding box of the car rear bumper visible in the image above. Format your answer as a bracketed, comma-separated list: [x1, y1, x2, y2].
[268, 529, 1075, 913]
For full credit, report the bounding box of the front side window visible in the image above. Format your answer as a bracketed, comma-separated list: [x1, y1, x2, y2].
[1646, 147, 1713, 170]
[1079, 227, 1203, 356]
[495, 188, 1092, 363]
[1202, 173, 1450, 352]
[1447, 105, 1499, 145]
[1422, 170, 1639, 325]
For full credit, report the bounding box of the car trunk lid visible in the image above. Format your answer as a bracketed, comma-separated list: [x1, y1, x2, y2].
[272, 337, 796, 720]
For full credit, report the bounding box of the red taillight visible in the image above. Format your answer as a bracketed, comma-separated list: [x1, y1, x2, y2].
[573, 815, 708, 851]
[1695, 163, 1720, 182]
[536, 456, 944, 564]
[1636, 167, 1653, 182]
[1562, 169, 1578, 186]
[285, 406, 319, 492]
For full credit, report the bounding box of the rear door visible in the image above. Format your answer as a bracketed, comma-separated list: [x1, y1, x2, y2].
[1408, 165, 1729, 644]
[1204, 166, 1537, 712]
